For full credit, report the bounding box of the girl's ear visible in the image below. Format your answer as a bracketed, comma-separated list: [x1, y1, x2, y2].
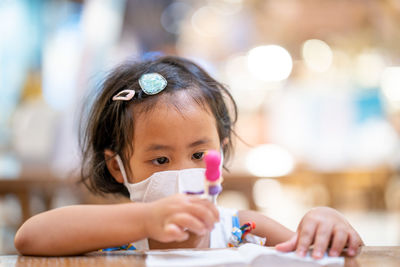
[104, 150, 124, 184]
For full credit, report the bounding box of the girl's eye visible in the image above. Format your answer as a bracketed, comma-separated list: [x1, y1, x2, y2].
[152, 157, 169, 165]
[192, 152, 205, 160]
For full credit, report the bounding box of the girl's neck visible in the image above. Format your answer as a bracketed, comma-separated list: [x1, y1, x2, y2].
[148, 231, 210, 249]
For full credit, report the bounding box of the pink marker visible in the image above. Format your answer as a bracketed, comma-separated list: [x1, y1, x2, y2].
[204, 150, 222, 203]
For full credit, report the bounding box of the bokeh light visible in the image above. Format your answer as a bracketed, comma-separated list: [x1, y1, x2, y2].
[381, 67, 400, 109]
[302, 39, 333, 72]
[207, 0, 243, 15]
[161, 2, 191, 35]
[245, 144, 295, 177]
[191, 6, 224, 37]
[224, 55, 269, 111]
[247, 45, 293, 82]
[355, 51, 386, 88]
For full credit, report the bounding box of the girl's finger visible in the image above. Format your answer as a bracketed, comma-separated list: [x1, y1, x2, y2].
[328, 229, 348, 257]
[312, 223, 334, 259]
[184, 203, 218, 230]
[296, 221, 318, 257]
[169, 213, 207, 236]
[163, 224, 189, 242]
[346, 231, 363, 257]
[188, 197, 220, 220]
[275, 233, 298, 252]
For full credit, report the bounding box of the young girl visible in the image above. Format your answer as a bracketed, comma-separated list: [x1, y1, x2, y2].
[14, 56, 363, 258]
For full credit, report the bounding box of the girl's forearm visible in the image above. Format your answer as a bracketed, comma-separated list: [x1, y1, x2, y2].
[238, 210, 294, 246]
[14, 203, 149, 256]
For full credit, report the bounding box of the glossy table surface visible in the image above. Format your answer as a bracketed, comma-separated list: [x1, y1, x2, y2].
[0, 247, 399, 267]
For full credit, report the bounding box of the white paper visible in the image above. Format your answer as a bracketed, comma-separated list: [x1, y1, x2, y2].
[145, 243, 344, 267]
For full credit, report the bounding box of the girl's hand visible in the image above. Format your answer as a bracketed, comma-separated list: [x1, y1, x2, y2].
[142, 194, 219, 243]
[275, 207, 363, 259]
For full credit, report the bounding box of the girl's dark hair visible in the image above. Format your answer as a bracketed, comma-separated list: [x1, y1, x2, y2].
[79, 56, 238, 197]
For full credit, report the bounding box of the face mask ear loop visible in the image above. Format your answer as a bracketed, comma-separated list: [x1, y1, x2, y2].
[219, 148, 224, 172]
[115, 154, 130, 184]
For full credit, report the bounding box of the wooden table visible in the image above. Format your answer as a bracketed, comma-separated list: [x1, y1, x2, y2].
[0, 247, 399, 267]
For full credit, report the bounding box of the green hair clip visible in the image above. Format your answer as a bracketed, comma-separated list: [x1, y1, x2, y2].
[139, 73, 168, 95]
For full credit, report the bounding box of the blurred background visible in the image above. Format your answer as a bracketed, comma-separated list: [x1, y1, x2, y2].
[1, 0, 400, 254]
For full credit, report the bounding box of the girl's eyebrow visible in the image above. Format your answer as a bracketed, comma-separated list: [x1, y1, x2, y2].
[145, 144, 173, 152]
[145, 139, 211, 152]
[188, 138, 211, 148]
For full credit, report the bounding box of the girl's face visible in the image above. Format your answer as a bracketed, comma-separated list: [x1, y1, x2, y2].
[128, 91, 221, 183]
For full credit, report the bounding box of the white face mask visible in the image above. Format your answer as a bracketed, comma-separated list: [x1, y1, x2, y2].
[115, 155, 208, 202]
